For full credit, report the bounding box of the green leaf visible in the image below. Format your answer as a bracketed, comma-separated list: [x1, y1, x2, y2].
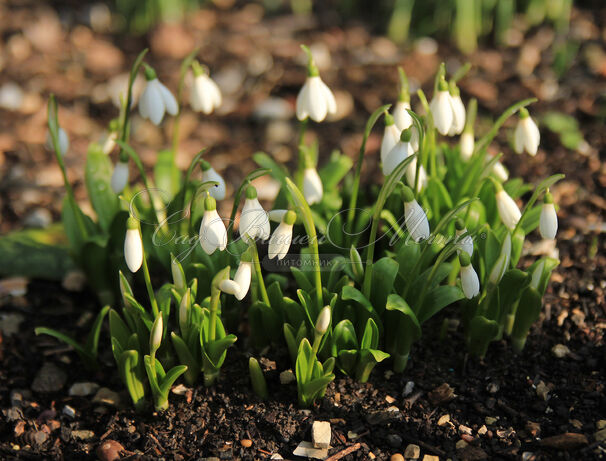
[159, 365, 188, 396]
[109, 309, 132, 349]
[253, 152, 288, 184]
[418, 285, 464, 324]
[360, 318, 380, 350]
[120, 349, 146, 410]
[468, 315, 499, 358]
[170, 332, 199, 386]
[319, 151, 353, 189]
[0, 225, 75, 279]
[249, 357, 269, 400]
[34, 327, 91, 362]
[341, 286, 383, 336]
[85, 143, 119, 232]
[154, 149, 181, 201]
[84, 305, 110, 358]
[370, 257, 399, 314]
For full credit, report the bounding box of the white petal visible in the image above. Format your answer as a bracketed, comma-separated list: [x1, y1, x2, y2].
[448, 95, 466, 136]
[220, 279, 241, 297]
[460, 132, 474, 161]
[319, 79, 337, 115]
[58, 128, 69, 156]
[124, 228, 143, 272]
[383, 141, 409, 176]
[239, 198, 270, 242]
[233, 261, 252, 300]
[492, 161, 509, 182]
[196, 77, 214, 114]
[461, 265, 480, 299]
[514, 123, 525, 154]
[158, 81, 178, 116]
[393, 101, 412, 131]
[190, 81, 202, 112]
[456, 229, 474, 257]
[431, 91, 453, 136]
[496, 190, 521, 230]
[199, 210, 227, 254]
[404, 200, 430, 242]
[405, 158, 427, 193]
[138, 83, 151, 118]
[522, 117, 540, 156]
[208, 77, 222, 110]
[146, 80, 166, 125]
[202, 167, 226, 200]
[268, 209, 288, 222]
[302, 168, 323, 205]
[380, 124, 401, 163]
[296, 79, 311, 121]
[306, 76, 328, 122]
[539, 203, 557, 239]
[111, 161, 130, 194]
[268, 222, 293, 260]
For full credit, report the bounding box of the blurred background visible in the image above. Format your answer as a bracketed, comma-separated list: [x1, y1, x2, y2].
[0, 0, 604, 239]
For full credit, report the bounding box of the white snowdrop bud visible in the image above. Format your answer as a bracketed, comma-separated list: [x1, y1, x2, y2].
[492, 159, 509, 182]
[539, 191, 558, 240]
[111, 160, 130, 194]
[380, 113, 401, 165]
[496, 188, 521, 231]
[315, 306, 331, 335]
[460, 131, 474, 161]
[393, 101, 413, 131]
[171, 256, 185, 290]
[199, 195, 227, 255]
[302, 167, 323, 205]
[268, 210, 296, 260]
[383, 128, 413, 176]
[138, 65, 178, 125]
[296, 48, 336, 123]
[190, 61, 222, 114]
[402, 185, 430, 242]
[459, 253, 480, 299]
[124, 217, 143, 273]
[447, 86, 466, 136]
[513, 108, 540, 156]
[200, 160, 226, 201]
[150, 314, 163, 353]
[430, 78, 453, 136]
[268, 209, 288, 223]
[46, 127, 69, 157]
[455, 220, 473, 257]
[239, 186, 270, 243]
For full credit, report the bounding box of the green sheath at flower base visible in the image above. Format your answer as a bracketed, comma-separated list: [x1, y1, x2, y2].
[519, 107, 530, 119]
[397, 67, 410, 103]
[400, 184, 415, 203]
[200, 159, 211, 171]
[204, 194, 217, 211]
[245, 185, 257, 199]
[127, 216, 139, 230]
[459, 252, 471, 267]
[384, 112, 395, 127]
[438, 77, 449, 92]
[300, 44, 319, 77]
[143, 63, 157, 81]
[400, 128, 412, 143]
[284, 210, 297, 225]
[543, 190, 554, 204]
[191, 60, 206, 77]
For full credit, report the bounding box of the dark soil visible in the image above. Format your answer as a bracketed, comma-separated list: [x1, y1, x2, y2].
[1, 1, 605, 460]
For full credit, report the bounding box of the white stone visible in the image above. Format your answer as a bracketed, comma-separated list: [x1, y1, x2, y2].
[293, 441, 329, 460]
[312, 421, 331, 449]
[68, 382, 100, 397]
[404, 443, 420, 459]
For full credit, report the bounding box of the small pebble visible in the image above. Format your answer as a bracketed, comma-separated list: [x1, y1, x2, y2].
[404, 443, 420, 459]
[96, 439, 125, 461]
[62, 405, 76, 419]
[390, 454, 404, 461]
[437, 414, 450, 426]
[551, 344, 570, 358]
[403, 381, 415, 396]
[240, 439, 253, 448]
[69, 382, 100, 397]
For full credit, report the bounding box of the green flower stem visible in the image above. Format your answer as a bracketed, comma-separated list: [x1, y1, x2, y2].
[346, 105, 391, 247]
[306, 332, 323, 383]
[250, 242, 270, 307]
[120, 49, 148, 148]
[285, 178, 323, 310]
[141, 250, 159, 318]
[295, 118, 309, 189]
[416, 89, 436, 181]
[180, 149, 206, 235]
[209, 286, 220, 343]
[171, 48, 199, 155]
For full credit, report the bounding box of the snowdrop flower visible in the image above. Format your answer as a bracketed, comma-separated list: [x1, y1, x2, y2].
[514, 108, 540, 156]
[268, 209, 288, 223]
[405, 157, 428, 193]
[539, 191, 558, 240]
[219, 258, 252, 301]
[268, 210, 296, 260]
[46, 127, 69, 157]
[199, 195, 227, 255]
[459, 253, 480, 299]
[460, 131, 474, 161]
[383, 128, 413, 176]
[111, 160, 129, 194]
[447, 84, 466, 136]
[401, 185, 430, 242]
[381, 113, 401, 165]
[303, 167, 323, 205]
[239, 186, 270, 243]
[296, 46, 336, 123]
[489, 233, 511, 285]
[124, 216, 143, 273]
[430, 78, 453, 136]
[138, 64, 178, 125]
[190, 61, 222, 114]
[150, 314, 163, 353]
[315, 306, 331, 335]
[200, 160, 226, 201]
[495, 185, 521, 231]
[455, 219, 473, 257]
[491, 158, 509, 182]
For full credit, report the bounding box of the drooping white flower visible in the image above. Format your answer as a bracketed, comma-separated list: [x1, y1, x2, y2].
[514, 108, 540, 156]
[460, 131, 474, 161]
[430, 78, 453, 136]
[383, 129, 413, 176]
[402, 185, 430, 242]
[315, 306, 331, 335]
[405, 157, 428, 193]
[539, 191, 558, 240]
[447, 88, 466, 136]
[393, 101, 413, 131]
[268, 210, 296, 260]
[492, 159, 509, 182]
[268, 209, 288, 223]
[111, 160, 130, 194]
[455, 220, 473, 257]
[190, 62, 222, 114]
[46, 127, 69, 156]
[239, 186, 270, 243]
[381, 113, 401, 165]
[459, 253, 480, 299]
[199, 195, 227, 255]
[219, 260, 252, 301]
[296, 49, 336, 123]
[138, 65, 178, 125]
[124, 216, 143, 273]
[489, 233, 512, 285]
[200, 161, 226, 201]
[496, 188, 521, 231]
[303, 167, 323, 205]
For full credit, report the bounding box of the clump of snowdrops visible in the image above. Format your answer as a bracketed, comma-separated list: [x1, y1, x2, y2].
[37, 46, 562, 410]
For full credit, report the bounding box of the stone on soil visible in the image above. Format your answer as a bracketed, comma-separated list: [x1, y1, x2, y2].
[404, 443, 420, 459]
[293, 441, 329, 460]
[311, 421, 331, 449]
[31, 362, 67, 393]
[69, 382, 100, 397]
[539, 432, 588, 449]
